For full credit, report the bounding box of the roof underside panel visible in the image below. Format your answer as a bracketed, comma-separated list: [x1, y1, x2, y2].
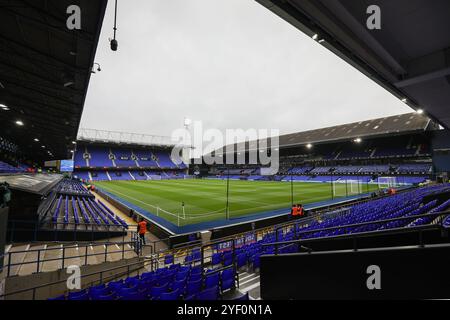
[222, 113, 435, 152]
[0, 0, 107, 160]
[255, 0, 450, 129]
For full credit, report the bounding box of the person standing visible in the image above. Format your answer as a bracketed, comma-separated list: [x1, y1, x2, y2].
[138, 219, 147, 245]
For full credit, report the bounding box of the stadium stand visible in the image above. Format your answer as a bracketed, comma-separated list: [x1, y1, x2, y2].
[38, 183, 449, 301]
[0, 160, 25, 173]
[73, 142, 186, 182]
[40, 179, 128, 230]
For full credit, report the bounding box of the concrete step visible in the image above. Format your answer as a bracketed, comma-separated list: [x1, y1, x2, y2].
[123, 244, 137, 259]
[92, 244, 108, 264]
[3, 244, 30, 276]
[106, 244, 124, 262]
[4, 244, 12, 254]
[238, 271, 261, 300]
[41, 244, 63, 272]
[17, 244, 47, 276]
[64, 244, 82, 267]
[77, 245, 99, 265]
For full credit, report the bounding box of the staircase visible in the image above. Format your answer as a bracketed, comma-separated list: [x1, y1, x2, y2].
[238, 270, 261, 300]
[84, 146, 90, 167]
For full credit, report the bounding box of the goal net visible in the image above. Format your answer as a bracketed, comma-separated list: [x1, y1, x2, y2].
[377, 176, 399, 189]
[332, 179, 362, 198]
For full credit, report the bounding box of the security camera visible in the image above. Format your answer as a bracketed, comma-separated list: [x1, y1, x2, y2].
[110, 39, 118, 51]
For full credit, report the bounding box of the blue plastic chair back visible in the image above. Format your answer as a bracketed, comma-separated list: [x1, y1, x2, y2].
[205, 273, 220, 288]
[186, 279, 202, 296]
[197, 286, 219, 300]
[160, 289, 180, 301]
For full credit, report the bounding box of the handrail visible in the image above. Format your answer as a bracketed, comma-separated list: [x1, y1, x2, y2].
[0, 239, 141, 277]
[0, 257, 151, 300]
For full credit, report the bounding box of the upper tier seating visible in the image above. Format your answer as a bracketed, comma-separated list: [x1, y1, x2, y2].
[374, 146, 417, 158]
[0, 160, 25, 173]
[337, 149, 372, 159]
[359, 165, 391, 174]
[133, 150, 158, 167]
[333, 166, 362, 174]
[87, 146, 114, 167]
[287, 166, 313, 174]
[397, 163, 432, 174]
[153, 151, 178, 169]
[310, 166, 334, 174]
[113, 149, 137, 167]
[74, 147, 88, 168]
[75, 146, 180, 169]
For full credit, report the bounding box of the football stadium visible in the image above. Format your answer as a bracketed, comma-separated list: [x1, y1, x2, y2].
[1, 0, 450, 305]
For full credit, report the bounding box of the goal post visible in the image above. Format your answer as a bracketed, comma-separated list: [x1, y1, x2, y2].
[332, 178, 363, 198]
[377, 176, 399, 189]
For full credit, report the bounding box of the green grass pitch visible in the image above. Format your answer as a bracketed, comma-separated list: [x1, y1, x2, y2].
[94, 179, 380, 226]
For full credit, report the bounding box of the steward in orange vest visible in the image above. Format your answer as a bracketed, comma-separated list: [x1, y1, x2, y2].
[138, 220, 147, 245]
[297, 204, 304, 217]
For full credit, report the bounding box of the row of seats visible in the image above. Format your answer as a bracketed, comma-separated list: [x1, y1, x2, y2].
[50, 264, 242, 300]
[151, 184, 449, 268]
[73, 170, 186, 182]
[286, 163, 431, 175]
[296, 184, 450, 239]
[50, 194, 127, 228]
[0, 160, 27, 173]
[56, 179, 91, 196]
[74, 145, 186, 170]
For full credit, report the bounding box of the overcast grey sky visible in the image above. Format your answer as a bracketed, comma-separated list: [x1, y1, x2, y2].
[80, 0, 412, 138]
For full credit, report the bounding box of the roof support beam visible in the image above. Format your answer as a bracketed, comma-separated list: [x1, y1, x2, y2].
[395, 48, 450, 88]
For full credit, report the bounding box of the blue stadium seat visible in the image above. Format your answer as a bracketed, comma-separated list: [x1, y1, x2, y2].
[160, 289, 180, 301]
[186, 279, 202, 296]
[211, 253, 222, 265]
[205, 273, 220, 288]
[150, 283, 168, 299]
[197, 286, 219, 300]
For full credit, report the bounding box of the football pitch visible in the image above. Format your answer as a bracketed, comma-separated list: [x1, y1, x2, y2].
[94, 179, 380, 226]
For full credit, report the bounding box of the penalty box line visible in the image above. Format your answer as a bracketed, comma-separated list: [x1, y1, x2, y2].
[98, 184, 185, 220]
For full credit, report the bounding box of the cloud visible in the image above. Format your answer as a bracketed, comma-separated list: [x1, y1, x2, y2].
[80, 0, 411, 139]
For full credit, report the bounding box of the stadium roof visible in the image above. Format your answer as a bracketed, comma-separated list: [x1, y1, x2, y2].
[255, 0, 450, 129]
[0, 0, 107, 161]
[216, 113, 436, 154]
[277, 112, 434, 148]
[77, 128, 182, 149]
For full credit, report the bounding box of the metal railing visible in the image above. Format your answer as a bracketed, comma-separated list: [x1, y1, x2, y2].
[0, 247, 237, 300]
[0, 239, 144, 277]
